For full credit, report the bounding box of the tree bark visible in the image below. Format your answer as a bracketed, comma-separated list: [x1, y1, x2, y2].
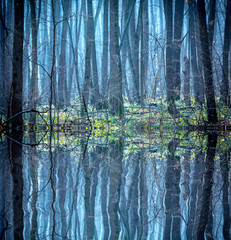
[8, 0, 24, 128]
[29, 0, 38, 124]
[220, 0, 231, 105]
[197, 0, 218, 123]
[58, 0, 71, 106]
[101, 0, 109, 101]
[189, 1, 204, 104]
[183, 56, 190, 104]
[109, 0, 123, 116]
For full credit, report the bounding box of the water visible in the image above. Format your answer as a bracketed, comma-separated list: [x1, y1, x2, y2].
[0, 133, 230, 239]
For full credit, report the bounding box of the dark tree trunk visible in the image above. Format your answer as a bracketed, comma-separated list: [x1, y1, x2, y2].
[163, 0, 179, 116]
[183, 56, 190, 104]
[108, 139, 123, 240]
[220, 0, 231, 105]
[109, 0, 123, 116]
[163, 0, 173, 101]
[82, 1, 92, 110]
[164, 139, 181, 240]
[130, 6, 140, 102]
[29, 0, 38, 124]
[172, 0, 184, 99]
[189, 2, 204, 104]
[8, 0, 24, 128]
[196, 134, 217, 240]
[197, 0, 218, 123]
[88, 0, 100, 108]
[58, 0, 71, 106]
[220, 149, 230, 240]
[208, 0, 216, 46]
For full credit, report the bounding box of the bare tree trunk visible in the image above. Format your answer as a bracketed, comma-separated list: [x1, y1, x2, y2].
[220, 0, 231, 105]
[172, 0, 184, 100]
[183, 56, 190, 104]
[196, 134, 217, 240]
[88, 0, 100, 108]
[29, 0, 38, 124]
[189, 1, 204, 104]
[58, 0, 71, 107]
[130, 6, 140, 102]
[197, 0, 218, 123]
[8, 0, 24, 128]
[109, 0, 123, 116]
[101, 0, 109, 102]
[208, 0, 216, 46]
[82, 1, 92, 111]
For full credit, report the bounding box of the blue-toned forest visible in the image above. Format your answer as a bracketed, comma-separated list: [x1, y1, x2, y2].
[0, 0, 231, 239]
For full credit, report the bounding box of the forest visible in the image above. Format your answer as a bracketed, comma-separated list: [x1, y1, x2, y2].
[0, 0, 231, 239]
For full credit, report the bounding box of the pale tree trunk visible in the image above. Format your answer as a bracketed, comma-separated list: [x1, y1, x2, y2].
[101, 0, 109, 102]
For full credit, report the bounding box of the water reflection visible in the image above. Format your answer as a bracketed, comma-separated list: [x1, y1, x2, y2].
[0, 133, 230, 239]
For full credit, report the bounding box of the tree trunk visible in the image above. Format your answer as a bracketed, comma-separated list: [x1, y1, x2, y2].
[163, 0, 178, 116]
[109, 0, 123, 116]
[130, 6, 140, 102]
[29, 0, 38, 124]
[189, 1, 204, 104]
[82, 0, 92, 111]
[58, 0, 71, 107]
[88, 0, 100, 108]
[172, 0, 184, 100]
[220, 0, 231, 105]
[208, 0, 216, 46]
[196, 134, 217, 240]
[101, 0, 109, 102]
[8, 0, 24, 128]
[183, 56, 190, 104]
[197, 0, 218, 123]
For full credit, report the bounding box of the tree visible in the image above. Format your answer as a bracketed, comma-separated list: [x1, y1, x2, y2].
[8, 0, 24, 128]
[197, 0, 218, 123]
[220, 0, 231, 105]
[109, 0, 123, 116]
[29, 0, 39, 124]
[163, 0, 184, 116]
[57, 0, 71, 106]
[188, 0, 204, 104]
[101, 0, 109, 103]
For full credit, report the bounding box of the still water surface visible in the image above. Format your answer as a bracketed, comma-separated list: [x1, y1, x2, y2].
[0, 133, 230, 239]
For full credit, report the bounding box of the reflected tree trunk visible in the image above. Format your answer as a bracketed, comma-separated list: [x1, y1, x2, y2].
[108, 139, 123, 239]
[99, 147, 109, 239]
[220, 149, 230, 240]
[196, 134, 217, 240]
[8, 136, 24, 240]
[164, 139, 181, 240]
[30, 133, 38, 239]
[186, 151, 205, 239]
